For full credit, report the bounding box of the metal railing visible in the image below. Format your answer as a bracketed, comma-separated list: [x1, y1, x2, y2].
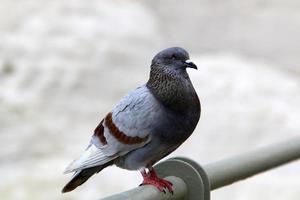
[99, 137, 300, 200]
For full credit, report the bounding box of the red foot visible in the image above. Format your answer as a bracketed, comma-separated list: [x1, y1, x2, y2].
[140, 168, 173, 194]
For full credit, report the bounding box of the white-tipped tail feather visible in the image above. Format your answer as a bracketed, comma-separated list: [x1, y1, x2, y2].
[64, 144, 117, 174]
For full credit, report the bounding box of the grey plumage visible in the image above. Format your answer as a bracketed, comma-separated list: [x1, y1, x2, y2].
[62, 47, 201, 193]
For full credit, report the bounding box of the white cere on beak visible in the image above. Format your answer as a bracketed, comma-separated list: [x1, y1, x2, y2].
[185, 59, 193, 64]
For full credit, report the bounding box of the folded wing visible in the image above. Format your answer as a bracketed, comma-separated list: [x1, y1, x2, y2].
[64, 85, 161, 173]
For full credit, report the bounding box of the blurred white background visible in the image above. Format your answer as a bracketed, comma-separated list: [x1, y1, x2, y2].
[0, 0, 299, 199]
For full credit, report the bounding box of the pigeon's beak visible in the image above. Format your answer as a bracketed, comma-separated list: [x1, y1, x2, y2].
[185, 59, 198, 70]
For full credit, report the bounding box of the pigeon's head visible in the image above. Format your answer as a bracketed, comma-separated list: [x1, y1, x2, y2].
[151, 47, 197, 71]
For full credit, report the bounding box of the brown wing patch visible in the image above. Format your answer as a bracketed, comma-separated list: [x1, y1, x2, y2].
[94, 119, 107, 145]
[104, 112, 149, 145]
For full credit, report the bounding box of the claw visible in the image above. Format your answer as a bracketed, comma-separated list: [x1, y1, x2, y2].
[171, 190, 174, 195]
[139, 168, 174, 194]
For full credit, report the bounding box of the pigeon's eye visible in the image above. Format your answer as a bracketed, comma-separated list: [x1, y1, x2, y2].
[171, 54, 177, 60]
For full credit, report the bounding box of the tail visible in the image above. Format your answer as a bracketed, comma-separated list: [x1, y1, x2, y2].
[62, 161, 113, 193]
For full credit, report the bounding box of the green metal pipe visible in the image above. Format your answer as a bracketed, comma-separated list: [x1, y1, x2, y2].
[204, 137, 300, 190]
[98, 136, 300, 199]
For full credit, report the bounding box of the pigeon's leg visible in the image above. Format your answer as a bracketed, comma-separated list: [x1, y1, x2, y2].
[139, 167, 173, 194]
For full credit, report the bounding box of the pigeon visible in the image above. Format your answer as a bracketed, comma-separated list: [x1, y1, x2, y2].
[62, 47, 201, 193]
